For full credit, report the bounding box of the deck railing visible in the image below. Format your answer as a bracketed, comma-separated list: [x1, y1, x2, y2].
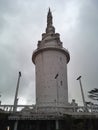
[0, 104, 98, 113]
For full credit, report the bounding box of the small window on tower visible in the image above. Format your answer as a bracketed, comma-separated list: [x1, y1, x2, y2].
[60, 81, 63, 86]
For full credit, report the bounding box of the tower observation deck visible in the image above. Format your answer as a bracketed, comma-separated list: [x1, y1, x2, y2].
[32, 8, 70, 113]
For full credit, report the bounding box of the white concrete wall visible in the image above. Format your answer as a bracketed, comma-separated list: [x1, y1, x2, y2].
[35, 49, 68, 108]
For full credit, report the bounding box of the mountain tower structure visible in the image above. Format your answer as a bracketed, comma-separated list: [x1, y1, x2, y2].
[32, 8, 70, 113]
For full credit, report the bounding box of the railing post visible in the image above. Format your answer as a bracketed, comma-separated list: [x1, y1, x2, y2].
[71, 99, 78, 112]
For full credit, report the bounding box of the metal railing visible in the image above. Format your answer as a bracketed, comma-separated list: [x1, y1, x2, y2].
[0, 105, 34, 113]
[0, 104, 98, 113]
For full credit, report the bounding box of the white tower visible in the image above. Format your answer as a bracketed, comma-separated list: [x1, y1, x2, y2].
[32, 9, 70, 113]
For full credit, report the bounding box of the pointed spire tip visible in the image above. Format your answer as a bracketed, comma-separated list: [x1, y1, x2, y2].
[46, 7, 55, 34]
[48, 7, 51, 13]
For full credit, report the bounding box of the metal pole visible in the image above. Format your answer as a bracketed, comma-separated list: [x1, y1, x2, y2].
[77, 76, 86, 111]
[55, 120, 59, 130]
[13, 72, 21, 112]
[6, 126, 10, 130]
[14, 121, 18, 130]
[0, 93, 1, 105]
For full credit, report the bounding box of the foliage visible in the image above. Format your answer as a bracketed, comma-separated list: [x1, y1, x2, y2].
[88, 88, 98, 100]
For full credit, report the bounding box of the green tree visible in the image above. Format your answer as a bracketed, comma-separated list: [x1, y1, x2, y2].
[88, 88, 98, 101]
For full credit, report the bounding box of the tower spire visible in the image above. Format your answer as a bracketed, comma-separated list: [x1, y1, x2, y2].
[46, 8, 55, 34]
[47, 8, 53, 27]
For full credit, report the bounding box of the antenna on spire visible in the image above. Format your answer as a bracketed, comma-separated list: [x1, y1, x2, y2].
[46, 8, 55, 34]
[47, 7, 53, 27]
[48, 7, 51, 12]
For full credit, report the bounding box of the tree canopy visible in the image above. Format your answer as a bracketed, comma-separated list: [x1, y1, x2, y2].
[88, 88, 98, 100]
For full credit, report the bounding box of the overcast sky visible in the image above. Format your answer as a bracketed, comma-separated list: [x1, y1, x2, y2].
[0, 0, 98, 105]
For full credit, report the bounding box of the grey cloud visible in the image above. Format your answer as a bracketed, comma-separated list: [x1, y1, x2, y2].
[0, 0, 98, 105]
[68, 0, 98, 104]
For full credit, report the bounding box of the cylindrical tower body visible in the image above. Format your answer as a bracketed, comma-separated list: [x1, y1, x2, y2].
[32, 9, 70, 112]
